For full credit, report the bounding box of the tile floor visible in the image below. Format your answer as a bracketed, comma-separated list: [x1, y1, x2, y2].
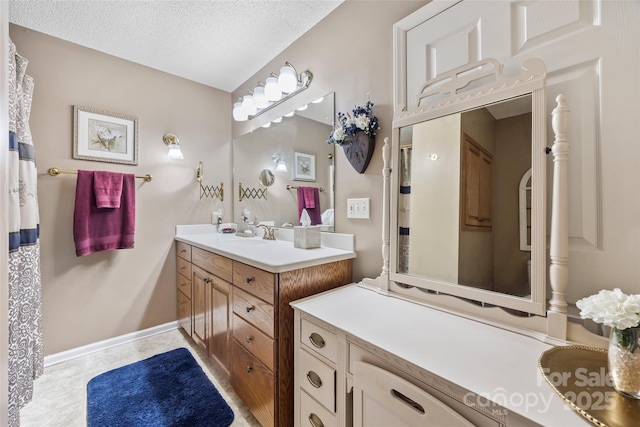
[20, 328, 261, 427]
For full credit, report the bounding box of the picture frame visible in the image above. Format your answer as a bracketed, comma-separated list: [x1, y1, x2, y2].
[73, 105, 138, 165]
[293, 151, 316, 181]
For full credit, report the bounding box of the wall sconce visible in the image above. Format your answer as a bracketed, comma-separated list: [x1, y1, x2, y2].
[273, 153, 287, 172]
[163, 134, 183, 159]
[232, 61, 313, 122]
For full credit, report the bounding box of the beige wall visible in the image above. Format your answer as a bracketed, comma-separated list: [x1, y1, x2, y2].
[10, 25, 232, 354]
[233, 0, 429, 281]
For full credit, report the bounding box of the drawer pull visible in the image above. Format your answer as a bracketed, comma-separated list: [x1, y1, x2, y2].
[179, 300, 188, 305]
[180, 248, 187, 253]
[308, 413, 324, 427]
[309, 332, 326, 349]
[245, 365, 253, 373]
[245, 277, 254, 284]
[391, 389, 425, 415]
[180, 266, 187, 270]
[306, 371, 322, 388]
[245, 336, 254, 343]
[246, 305, 255, 313]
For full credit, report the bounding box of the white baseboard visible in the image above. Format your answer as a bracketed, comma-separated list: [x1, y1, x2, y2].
[43, 321, 180, 367]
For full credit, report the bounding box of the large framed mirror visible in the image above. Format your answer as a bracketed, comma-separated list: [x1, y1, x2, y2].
[386, 59, 548, 316]
[233, 93, 335, 230]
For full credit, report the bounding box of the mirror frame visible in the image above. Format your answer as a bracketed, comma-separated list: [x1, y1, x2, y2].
[387, 58, 548, 316]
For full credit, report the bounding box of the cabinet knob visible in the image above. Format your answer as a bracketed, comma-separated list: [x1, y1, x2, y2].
[308, 413, 324, 427]
[204, 278, 212, 284]
[245, 277, 254, 284]
[309, 333, 326, 349]
[246, 305, 255, 313]
[245, 336, 254, 343]
[306, 371, 322, 388]
[245, 365, 253, 373]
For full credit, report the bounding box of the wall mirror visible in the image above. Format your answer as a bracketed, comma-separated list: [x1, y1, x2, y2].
[382, 59, 548, 317]
[233, 92, 335, 230]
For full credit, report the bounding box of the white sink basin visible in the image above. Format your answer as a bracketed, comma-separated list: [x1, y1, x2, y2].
[222, 238, 272, 247]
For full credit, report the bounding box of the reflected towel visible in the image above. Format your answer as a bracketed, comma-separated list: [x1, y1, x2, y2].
[94, 170, 124, 208]
[297, 186, 321, 226]
[74, 170, 135, 256]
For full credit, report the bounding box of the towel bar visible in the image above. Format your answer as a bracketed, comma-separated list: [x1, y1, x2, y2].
[286, 185, 324, 192]
[48, 167, 153, 182]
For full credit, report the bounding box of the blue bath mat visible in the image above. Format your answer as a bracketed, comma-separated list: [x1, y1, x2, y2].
[87, 347, 234, 427]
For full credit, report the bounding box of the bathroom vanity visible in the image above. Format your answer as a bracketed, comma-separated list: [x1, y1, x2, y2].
[174, 225, 355, 427]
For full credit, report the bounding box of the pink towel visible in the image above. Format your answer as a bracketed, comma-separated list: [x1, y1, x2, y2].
[74, 170, 136, 256]
[297, 186, 321, 225]
[94, 170, 124, 208]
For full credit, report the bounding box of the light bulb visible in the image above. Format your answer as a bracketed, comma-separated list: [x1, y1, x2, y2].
[232, 101, 248, 121]
[264, 76, 282, 101]
[253, 86, 268, 109]
[278, 64, 298, 93]
[241, 95, 256, 115]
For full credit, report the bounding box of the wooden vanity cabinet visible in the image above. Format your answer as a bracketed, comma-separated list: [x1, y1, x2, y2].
[232, 260, 352, 427]
[176, 241, 352, 427]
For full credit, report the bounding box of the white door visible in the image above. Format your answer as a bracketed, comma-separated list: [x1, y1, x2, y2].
[404, 0, 640, 302]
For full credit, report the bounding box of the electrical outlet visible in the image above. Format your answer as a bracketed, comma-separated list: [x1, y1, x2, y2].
[347, 198, 370, 219]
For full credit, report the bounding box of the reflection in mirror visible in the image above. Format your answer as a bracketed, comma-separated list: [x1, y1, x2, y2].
[258, 169, 275, 187]
[398, 94, 532, 299]
[233, 93, 335, 230]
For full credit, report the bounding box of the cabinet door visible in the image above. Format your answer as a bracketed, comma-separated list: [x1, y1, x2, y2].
[461, 133, 492, 230]
[210, 276, 231, 374]
[192, 265, 210, 351]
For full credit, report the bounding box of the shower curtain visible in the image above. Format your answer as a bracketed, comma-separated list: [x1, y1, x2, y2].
[7, 39, 43, 427]
[398, 146, 411, 273]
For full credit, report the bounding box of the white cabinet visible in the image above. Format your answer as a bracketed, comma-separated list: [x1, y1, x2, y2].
[291, 285, 588, 427]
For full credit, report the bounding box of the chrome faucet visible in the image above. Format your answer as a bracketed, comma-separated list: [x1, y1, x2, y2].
[255, 224, 276, 240]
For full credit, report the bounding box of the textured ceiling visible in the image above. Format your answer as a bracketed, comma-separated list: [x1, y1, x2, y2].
[9, 0, 343, 92]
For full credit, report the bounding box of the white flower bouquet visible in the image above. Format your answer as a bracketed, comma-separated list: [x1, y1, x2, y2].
[576, 288, 640, 330]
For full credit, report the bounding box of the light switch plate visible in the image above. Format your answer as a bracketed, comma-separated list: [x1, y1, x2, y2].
[347, 198, 370, 219]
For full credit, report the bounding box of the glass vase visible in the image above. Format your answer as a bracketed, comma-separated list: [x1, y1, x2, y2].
[608, 326, 640, 399]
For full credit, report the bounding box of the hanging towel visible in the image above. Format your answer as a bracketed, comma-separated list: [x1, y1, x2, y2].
[93, 171, 124, 208]
[297, 186, 322, 226]
[73, 170, 136, 256]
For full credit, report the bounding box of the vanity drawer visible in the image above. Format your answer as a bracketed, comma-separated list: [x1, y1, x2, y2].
[233, 262, 275, 304]
[176, 257, 192, 281]
[301, 318, 338, 364]
[192, 247, 232, 282]
[176, 271, 191, 299]
[301, 389, 337, 427]
[231, 340, 275, 427]
[177, 288, 192, 336]
[299, 349, 336, 412]
[233, 314, 276, 372]
[176, 241, 191, 262]
[233, 287, 275, 338]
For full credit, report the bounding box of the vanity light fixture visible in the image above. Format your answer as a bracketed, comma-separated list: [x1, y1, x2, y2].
[163, 134, 184, 159]
[232, 99, 248, 121]
[273, 153, 287, 172]
[232, 62, 313, 122]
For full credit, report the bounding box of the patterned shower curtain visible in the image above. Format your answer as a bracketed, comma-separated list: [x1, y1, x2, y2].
[398, 146, 411, 273]
[7, 39, 43, 427]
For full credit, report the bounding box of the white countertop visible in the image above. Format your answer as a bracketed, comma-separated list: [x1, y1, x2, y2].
[292, 284, 589, 426]
[175, 224, 356, 273]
